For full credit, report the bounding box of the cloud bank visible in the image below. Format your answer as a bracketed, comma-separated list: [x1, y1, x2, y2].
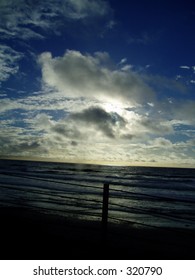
[0, 47, 194, 166]
[38, 50, 155, 107]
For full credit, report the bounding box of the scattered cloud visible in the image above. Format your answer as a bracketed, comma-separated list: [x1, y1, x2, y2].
[119, 58, 127, 65]
[180, 65, 190, 69]
[0, 45, 22, 82]
[62, 0, 111, 19]
[0, 0, 111, 40]
[121, 65, 133, 72]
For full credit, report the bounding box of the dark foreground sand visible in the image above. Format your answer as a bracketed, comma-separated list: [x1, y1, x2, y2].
[0, 206, 195, 260]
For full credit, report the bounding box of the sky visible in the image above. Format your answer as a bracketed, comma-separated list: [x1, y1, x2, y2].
[0, 0, 195, 167]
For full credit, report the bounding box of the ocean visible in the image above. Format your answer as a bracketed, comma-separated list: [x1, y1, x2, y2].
[0, 159, 195, 231]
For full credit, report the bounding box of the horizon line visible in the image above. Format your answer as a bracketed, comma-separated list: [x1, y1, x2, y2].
[0, 156, 195, 169]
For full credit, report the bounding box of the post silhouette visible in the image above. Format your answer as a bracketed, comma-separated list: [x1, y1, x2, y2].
[102, 183, 109, 242]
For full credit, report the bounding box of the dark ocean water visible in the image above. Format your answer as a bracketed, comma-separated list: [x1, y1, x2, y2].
[0, 159, 195, 230]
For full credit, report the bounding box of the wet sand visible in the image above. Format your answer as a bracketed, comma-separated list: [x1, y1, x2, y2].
[0, 206, 195, 260]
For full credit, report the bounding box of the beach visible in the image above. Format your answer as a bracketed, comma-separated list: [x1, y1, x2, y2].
[1, 206, 195, 260]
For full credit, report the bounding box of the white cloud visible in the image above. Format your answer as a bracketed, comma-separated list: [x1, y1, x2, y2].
[119, 58, 127, 64]
[180, 65, 190, 69]
[0, 0, 111, 40]
[0, 45, 22, 82]
[38, 50, 155, 107]
[121, 65, 133, 72]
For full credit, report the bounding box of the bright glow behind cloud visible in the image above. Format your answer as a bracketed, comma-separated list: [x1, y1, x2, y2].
[0, 0, 195, 167]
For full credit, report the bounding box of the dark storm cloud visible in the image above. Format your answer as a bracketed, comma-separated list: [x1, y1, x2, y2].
[51, 123, 81, 138]
[0, 134, 42, 156]
[70, 106, 126, 138]
[71, 141, 78, 146]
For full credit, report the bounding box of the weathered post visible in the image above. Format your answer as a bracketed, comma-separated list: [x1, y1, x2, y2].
[102, 183, 109, 242]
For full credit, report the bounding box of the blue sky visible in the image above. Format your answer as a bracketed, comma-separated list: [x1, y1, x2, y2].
[0, 0, 195, 167]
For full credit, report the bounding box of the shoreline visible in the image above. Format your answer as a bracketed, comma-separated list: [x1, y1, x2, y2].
[0, 206, 195, 260]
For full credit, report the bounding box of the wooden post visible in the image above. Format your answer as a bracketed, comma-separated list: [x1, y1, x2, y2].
[102, 183, 109, 241]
